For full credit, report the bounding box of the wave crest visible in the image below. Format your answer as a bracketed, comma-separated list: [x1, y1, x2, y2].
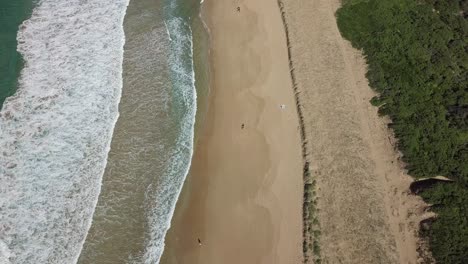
[0, 0, 129, 262]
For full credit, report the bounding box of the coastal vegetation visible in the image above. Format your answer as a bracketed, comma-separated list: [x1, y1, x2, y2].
[276, 1, 323, 262]
[337, 0, 468, 262]
[303, 163, 322, 264]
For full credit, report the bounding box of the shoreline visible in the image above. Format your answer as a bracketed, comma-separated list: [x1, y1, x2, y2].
[163, 0, 428, 263]
[191, 1, 212, 144]
[161, 0, 304, 263]
[78, 1, 198, 262]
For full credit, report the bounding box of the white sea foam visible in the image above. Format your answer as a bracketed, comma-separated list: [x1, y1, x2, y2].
[0, 0, 129, 263]
[163, 21, 173, 41]
[142, 17, 197, 264]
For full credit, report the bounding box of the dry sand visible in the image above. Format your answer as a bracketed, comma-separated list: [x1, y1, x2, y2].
[161, 0, 304, 263]
[279, 0, 430, 263]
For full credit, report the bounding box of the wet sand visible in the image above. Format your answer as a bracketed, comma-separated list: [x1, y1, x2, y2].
[161, 0, 304, 263]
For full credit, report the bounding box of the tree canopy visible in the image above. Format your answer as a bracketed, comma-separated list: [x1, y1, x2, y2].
[337, 0, 467, 262]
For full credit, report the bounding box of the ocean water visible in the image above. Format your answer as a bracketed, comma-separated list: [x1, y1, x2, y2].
[0, 0, 201, 262]
[0, 0, 130, 262]
[77, 0, 200, 263]
[0, 0, 35, 107]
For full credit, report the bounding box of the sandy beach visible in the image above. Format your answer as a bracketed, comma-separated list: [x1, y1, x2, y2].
[161, 0, 304, 263]
[162, 0, 429, 263]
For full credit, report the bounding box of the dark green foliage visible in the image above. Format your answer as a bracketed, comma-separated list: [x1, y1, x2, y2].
[420, 184, 468, 263]
[337, 0, 468, 262]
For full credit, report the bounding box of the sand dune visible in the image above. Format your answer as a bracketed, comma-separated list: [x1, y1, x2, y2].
[279, 0, 429, 263]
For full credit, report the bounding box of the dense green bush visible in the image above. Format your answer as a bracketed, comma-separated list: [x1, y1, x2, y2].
[337, 0, 467, 262]
[420, 183, 468, 262]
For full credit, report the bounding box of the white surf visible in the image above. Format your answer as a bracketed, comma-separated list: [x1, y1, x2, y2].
[0, 0, 129, 262]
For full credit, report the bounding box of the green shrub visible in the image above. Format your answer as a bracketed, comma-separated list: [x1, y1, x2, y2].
[337, 0, 468, 262]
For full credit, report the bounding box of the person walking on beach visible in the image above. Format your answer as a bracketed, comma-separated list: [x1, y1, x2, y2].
[198, 238, 202, 246]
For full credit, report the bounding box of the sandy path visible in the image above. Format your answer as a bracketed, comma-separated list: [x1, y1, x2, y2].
[161, 0, 303, 263]
[279, 0, 428, 263]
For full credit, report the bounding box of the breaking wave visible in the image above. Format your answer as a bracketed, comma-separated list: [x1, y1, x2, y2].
[0, 0, 129, 262]
[142, 15, 197, 264]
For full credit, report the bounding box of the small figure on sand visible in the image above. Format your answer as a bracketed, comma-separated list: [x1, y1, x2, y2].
[237, 6, 240, 12]
[198, 238, 202, 246]
[241, 123, 245, 129]
[280, 104, 286, 109]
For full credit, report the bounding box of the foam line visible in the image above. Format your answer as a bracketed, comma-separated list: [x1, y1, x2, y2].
[0, 0, 129, 262]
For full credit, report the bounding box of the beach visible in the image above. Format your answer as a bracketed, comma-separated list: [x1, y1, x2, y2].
[0, 0, 434, 263]
[161, 0, 304, 263]
[163, 0, 429, 263]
